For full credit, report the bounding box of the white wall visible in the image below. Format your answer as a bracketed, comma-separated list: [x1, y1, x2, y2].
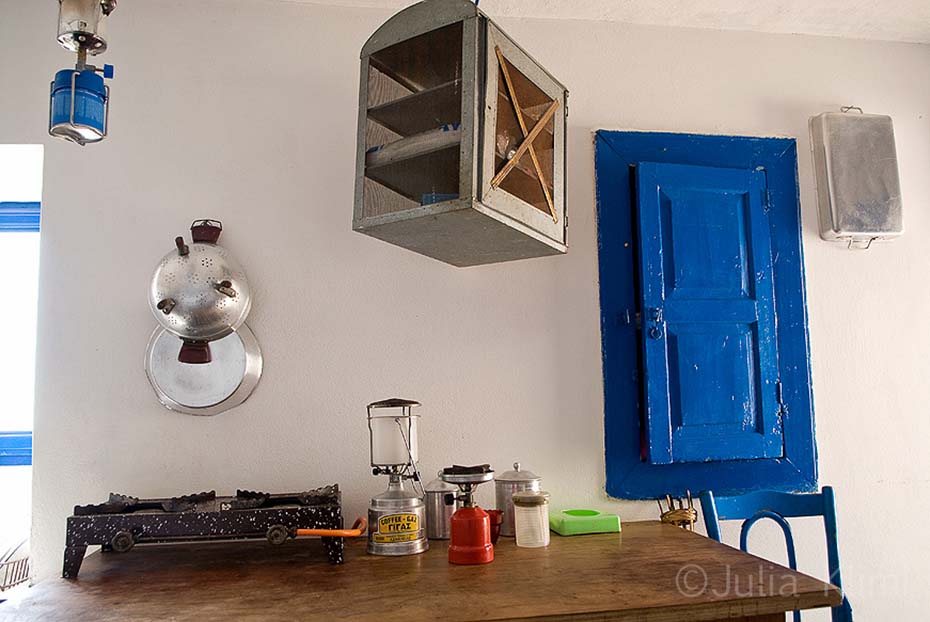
[1, 1, 928, 619]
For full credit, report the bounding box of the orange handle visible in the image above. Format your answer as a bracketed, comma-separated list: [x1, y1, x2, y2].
[295, 517, 367, 538]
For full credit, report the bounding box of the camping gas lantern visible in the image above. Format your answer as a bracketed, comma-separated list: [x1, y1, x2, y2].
[366, 399, 428, 556]
[49, 0, 117, 146]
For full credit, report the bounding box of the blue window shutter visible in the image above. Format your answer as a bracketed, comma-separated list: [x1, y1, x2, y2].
[0, 202, 41, 232]
[0, 432, 32, 466]
[636, 162, 782, 464]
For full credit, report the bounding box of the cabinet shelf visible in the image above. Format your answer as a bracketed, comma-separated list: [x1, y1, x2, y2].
[368, 22, 463, 92]
[366, 125, 461, 169]
[368, 80, 462, 137]
[366, 126, 461, 203]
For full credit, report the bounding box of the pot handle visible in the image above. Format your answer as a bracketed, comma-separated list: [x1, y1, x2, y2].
[178, 341, 212, 365]
[295, 517, 368, 538]
[190, 219, 223, 244]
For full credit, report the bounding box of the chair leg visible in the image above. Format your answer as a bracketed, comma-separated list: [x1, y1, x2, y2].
[831, 595, 853, 622]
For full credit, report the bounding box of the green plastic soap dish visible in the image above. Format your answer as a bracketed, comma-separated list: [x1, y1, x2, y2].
[550, 509, 622, 536]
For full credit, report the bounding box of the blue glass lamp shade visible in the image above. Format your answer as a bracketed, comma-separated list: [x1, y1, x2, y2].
[49, 67, 112, 145]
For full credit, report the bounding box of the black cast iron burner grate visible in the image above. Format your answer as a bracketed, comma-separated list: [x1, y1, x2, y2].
[63, 484, 345, 578]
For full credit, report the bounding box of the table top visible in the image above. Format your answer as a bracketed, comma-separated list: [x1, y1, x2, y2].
[0, 521, 841, 622]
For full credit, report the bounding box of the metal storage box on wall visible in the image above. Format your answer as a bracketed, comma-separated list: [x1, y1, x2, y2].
[809, 108, 903, 249]
[353, 0, 568, 267]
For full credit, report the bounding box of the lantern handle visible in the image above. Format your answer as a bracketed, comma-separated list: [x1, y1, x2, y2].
[395, 416, 425, 498]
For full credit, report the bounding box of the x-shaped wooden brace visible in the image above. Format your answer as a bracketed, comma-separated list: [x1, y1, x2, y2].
[490, 46, 560, 223]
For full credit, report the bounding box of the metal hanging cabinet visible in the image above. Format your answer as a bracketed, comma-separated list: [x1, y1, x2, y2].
[353, 0, 569, 267]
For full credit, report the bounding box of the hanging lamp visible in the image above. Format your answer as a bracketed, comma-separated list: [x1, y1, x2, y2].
[49, 0, 117, 146]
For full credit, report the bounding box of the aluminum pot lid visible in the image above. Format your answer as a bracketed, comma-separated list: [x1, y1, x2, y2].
[144, 323, 262, 416]
[512, 491, 550, 507]
[496, 462, 541, 483]
[425, 471, 459, 493]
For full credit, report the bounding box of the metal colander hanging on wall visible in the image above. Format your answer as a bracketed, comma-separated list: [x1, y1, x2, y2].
[149, 220, 252, 361]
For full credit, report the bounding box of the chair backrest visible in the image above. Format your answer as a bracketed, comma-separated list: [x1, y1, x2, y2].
[699, 487, 851, 622]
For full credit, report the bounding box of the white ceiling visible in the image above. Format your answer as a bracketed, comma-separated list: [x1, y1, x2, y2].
[285, 0, 930, 44]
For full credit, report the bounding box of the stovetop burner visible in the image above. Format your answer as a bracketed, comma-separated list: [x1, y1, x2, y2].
[64, 484, 346, 578]
[73, 485, 340, 515]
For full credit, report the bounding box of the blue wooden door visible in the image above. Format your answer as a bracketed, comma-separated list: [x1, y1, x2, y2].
[636, 162, 783, 464]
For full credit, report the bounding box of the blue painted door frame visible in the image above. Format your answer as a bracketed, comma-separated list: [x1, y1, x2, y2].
[0, 201, 40, 466]
[595, 131, 816, 499]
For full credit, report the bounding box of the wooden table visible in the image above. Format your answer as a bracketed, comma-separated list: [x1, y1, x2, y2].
[0, 521, 840, 621]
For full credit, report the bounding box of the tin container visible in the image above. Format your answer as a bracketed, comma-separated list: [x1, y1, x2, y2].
[495, 462, 541, 537]
[809, 109, 903, 248]
[367, 479, 428, 556]
[424, 472, 459, 540]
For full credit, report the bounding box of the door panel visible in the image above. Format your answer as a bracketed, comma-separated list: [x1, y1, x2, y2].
[663, 187, 750, 299]
[636, 162, 782, 464]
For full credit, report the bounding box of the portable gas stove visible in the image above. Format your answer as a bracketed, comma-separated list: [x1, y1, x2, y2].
[63, 484, 355, 578]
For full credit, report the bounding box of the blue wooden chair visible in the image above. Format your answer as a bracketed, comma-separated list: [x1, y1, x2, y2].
[699, 487, 852, 622]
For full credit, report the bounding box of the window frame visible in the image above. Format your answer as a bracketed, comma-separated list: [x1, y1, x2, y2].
[0, 201, 39, 467]
[594, 131, 816, 500]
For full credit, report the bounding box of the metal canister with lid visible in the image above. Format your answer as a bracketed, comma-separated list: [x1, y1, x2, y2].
[495, 462, 541, 537]
[424, 471, 459, 540]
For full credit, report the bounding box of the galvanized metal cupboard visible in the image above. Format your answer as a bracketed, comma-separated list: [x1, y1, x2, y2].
[353, 0, 568, 267]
